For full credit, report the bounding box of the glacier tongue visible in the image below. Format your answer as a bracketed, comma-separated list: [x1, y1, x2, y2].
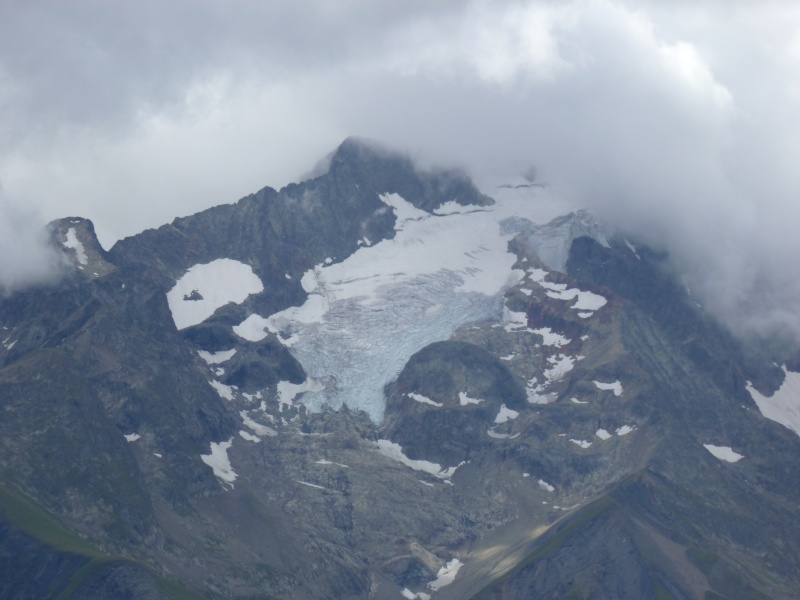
[237, 189, 582, 422]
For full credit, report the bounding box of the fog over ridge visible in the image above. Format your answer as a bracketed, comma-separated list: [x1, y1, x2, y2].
[0, 0, 798, 346]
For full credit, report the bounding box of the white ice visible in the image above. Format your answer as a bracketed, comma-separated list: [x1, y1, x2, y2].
[198, 349, 237, 364]
[427, 558, 463, 592]
[63, 228, 88, 265]
[594, 380, 623, 396]
[200, 439, 237, 485]
[376, 439, 463, 479]
[166, 259, 264, 330]
[746, 366, 800, 438]
[494, 404, 519, 423]
[703, 444, 744, 463]
[408, 392, 443, 407]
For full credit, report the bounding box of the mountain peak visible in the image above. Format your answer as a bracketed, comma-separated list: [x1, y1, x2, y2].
[320, 137, 494, 212]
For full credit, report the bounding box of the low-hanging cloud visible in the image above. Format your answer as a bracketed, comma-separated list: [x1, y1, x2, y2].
[0, 194, 62, 295]
[1, 0, 799, 346]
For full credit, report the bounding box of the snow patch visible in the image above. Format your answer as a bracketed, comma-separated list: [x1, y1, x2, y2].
[543, 284, 607, 312]
[538, 479, 555, 492]
[526, 378, 554, 404]
[240, 411, 277, 437]
[198, 349, 236, 364]
[570, 439, 592, 449]
[531, 327, 571, 347]
[209, 380, 236, 401]
[571, 398, 588, 405]
[494, 404, 519, 423]
[596, 429, 612, 440]
[239, 430, 261, 443]
[123, 433, 140, 442]
[615, 425, 634, 436]
[500, 354, 515, 361]
[487, 429, 520, 439]
[459, 392, 484, 406]
[427, 558, 463, 592]
[594, 380, 623, 396]
[63, 228, 88, 265]
[315, 459, 349, 468]
[625, 239, 641, 259]
[200, 439, 237, 485]
[746, 367, 800, 437]
[703, 444, 744, 463]
[376, 440, 464, 479]
[167, 259, 264, 330]
[544, 355, 575, 382]
[297, 481, 325, 490]
[407, 392, 443, 407]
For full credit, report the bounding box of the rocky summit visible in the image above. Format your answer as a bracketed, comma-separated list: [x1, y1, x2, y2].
[1, 138, 799, 599]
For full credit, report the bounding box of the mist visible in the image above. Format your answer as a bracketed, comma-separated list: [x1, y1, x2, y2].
[1, 1, 798, 345]
[0, 196, 62, 295]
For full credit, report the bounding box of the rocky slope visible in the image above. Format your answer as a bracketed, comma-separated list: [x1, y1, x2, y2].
[1, 138, 799, 599]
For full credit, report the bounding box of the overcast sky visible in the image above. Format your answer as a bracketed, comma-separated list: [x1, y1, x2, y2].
[1, 0, 799, 346]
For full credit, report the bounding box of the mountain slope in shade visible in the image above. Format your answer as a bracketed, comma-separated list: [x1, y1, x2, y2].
[0, 138, 798, 599]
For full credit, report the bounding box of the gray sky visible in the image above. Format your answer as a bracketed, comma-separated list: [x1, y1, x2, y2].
[1, 0, 799, 346]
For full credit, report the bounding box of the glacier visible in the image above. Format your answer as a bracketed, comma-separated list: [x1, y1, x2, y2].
[234, 187, 598, 422]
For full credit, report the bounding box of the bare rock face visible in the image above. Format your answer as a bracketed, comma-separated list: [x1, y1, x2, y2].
[1, 138, 799, 599]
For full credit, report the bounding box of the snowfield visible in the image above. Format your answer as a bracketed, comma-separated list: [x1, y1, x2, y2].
[200, 439, 237, 485]
[167, 259, 264, 330]
[703, 444, 744, 463]
[376, 439, 464, 479]
[746, 366, 800, 438]
[594, 380, 623, 396]
[63, 228, 88, 265]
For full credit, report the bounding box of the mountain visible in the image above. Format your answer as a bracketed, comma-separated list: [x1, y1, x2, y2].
[1, 138, 799, 599]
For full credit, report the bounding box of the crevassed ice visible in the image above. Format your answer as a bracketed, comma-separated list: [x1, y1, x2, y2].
[236, 190, 579, 422]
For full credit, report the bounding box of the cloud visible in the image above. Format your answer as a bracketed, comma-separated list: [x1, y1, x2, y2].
[0, 0, 799, 345]
[0, 193, 62, 295]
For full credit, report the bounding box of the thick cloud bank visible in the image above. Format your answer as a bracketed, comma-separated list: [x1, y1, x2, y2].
[0, 1, 798, 344]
